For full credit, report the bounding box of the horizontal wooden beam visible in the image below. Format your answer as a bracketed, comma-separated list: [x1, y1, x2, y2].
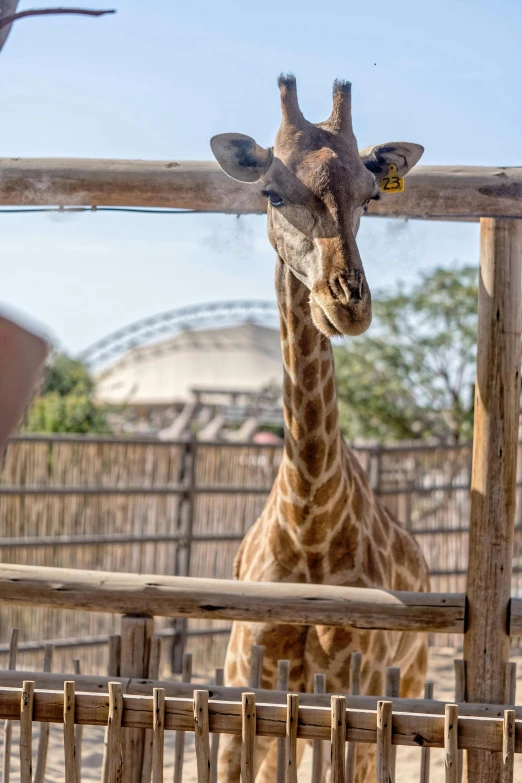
[0, 159, 521, 219]
[0, 564, 464, 633]
[0, 686, 516, 752]
[0, 670, 517, 720]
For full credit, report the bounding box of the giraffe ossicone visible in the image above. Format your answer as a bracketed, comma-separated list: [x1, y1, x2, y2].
[211, 76, 429, 783]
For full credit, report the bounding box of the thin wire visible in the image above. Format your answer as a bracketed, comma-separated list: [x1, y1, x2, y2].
[0, 207, 242, 215]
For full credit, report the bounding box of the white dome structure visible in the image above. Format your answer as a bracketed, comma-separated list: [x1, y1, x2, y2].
[95, 322, 282, 407]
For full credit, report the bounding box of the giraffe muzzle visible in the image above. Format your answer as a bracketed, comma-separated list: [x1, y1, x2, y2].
[311, 271, 372, 337]
[310, 290, 372, 337]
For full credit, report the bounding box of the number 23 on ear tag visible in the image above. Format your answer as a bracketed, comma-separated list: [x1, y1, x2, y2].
[380, 163, 404, 193]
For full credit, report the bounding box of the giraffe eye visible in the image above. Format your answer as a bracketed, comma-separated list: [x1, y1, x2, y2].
[262, 190, 285, 207]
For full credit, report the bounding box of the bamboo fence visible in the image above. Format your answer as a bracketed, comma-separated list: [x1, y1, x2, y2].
[1, 434, 522, 673]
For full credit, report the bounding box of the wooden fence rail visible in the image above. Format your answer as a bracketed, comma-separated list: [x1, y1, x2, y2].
[0, 563, 467, 633]
[0, 667, 519, 719]
[2, 560, 522, 636]
[0, 684, 519, 754]
[1, 160, 522, 220]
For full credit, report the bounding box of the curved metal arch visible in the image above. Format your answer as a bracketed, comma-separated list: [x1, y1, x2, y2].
[80, 300, 279, 369]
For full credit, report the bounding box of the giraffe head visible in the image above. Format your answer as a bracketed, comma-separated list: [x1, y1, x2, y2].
[211, 75, 423, 337]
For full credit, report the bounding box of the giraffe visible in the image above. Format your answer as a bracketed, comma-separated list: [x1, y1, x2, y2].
[210, 75, 429, 782]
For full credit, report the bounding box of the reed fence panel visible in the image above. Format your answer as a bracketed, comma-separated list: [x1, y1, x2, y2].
[2, 435, 522, 672]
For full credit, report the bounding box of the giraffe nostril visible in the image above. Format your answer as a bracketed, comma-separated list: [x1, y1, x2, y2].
[333, 273, 365, 304]
[348, 280, 364, 302]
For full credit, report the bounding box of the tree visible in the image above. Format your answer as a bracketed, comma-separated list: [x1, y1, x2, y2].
[24, 352, 110, 434]
[334, 265, 478, 443]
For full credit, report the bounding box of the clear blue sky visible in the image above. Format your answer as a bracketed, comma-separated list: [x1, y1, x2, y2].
[1, 0, 520, 352]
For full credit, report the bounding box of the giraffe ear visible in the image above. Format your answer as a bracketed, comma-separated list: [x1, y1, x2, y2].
[359, 142, 424, 180]
[210, 133, 273, 183]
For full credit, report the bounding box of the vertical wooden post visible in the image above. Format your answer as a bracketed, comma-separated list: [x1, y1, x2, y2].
[453, 660, 465, 783]
[464, 218, 522, 782]
[2, 627, 18, 783]
[311, 672, 326, 783]
[420, 681, 434, 783]
[141, 636, 162, 783]
[210, 667, 224, 783]
[276, 660, 290, 783]
[120, 614, 154, 783]
[172, 439, 196, 673]
[173, 652, 193, 783]
[102, 635, 121, 783]
[345, 652, 362, 783]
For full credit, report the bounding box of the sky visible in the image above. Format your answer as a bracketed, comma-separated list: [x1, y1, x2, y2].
[1, 0, 521, 354]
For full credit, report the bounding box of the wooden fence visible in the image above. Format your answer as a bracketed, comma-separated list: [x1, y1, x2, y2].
[0, 569, 520, 782]
[1, 678, 519, 783]
[1, 434, 522, 673]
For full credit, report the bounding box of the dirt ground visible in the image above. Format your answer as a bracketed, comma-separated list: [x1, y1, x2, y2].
[1, 647, 521, 781]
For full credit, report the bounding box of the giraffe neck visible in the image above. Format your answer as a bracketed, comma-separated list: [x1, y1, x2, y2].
[276, 258, 353, 539]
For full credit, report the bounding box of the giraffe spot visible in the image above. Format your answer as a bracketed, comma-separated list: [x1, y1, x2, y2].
[270, 528, 302, 572]
[391, 532, 406, 564]
[284, 373, 293, 399]
[304, 399, 323, 432]
[279, 469, 289, 496]
[321, 359, 330, 377]
[289, 271, 302, 297]
[285, 436, 295, 461]
[313, 469, 342, 507]
[312, 493, 346, 542]
[325, 439, 339, 470]
[323, 376, 335, 406]
[372, 525, 387, 553]
[367, 670, 384, 696]
[324, 409, 337, 435]
[303, 359, 320, 391]
[328, 520, 359, 574]
[289, 308, 301, 334]
[362, 538, 385, 584]
[298, 329, 316, 358]
[360, 634, 371, 655]
[371, 633, 387, 662]
[393, 571, 413, 591]
[305, 631, 333, 670]
[324, 626, 354, 653]
[372, 510, 389, 550]
[285, 465, 311, 498]
[299, 438, 326, 478]
[293, 386, 304, 411]
[306, 553, 325, 580]
[279, 498, 304, 527]
[350, 486, 366, 522]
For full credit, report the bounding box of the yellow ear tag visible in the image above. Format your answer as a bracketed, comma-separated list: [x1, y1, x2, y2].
[380, 163, 404, 193]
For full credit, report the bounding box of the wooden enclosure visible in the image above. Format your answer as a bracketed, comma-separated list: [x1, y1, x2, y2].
[1, 157, 522, 782]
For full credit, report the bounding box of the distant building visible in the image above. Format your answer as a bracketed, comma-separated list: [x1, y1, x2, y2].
[94, 322, 283, 439]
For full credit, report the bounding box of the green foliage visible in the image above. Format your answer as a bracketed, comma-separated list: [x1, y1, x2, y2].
[334, 265, 478, 443]
[41, 354, 94, 397]
[24, 353, 110, 434]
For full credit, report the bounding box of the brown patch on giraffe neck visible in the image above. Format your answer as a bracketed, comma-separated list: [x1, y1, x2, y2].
[277, 263, 340, 484]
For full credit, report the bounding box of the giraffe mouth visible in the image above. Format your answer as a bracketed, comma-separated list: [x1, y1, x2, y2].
[310, 294, 372, 338]
[310, 297, 343, 338]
